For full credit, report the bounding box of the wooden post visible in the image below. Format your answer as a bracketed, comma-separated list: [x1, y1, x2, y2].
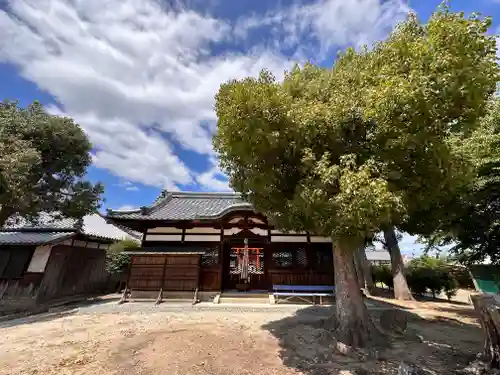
[155, 255, 168, 305]
[118, 280, 129, 304]
[118, 257, 134, 304]
[219, 235, 224, 292]
[192, 287, 199, 305]
[155, 288, 163, 305]
[193, 255, 200, 305]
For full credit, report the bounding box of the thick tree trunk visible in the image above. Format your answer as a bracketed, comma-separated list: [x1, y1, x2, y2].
[383, 227, 414, 301]
[470, 294, 500, 369]
[333, 239, 381, 347]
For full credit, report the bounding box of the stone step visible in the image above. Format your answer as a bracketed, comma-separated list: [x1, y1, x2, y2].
[221, 292, 269, 299]
[218, 296, 271, 304]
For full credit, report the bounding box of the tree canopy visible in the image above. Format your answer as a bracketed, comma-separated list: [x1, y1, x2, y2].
[423, 97, 500, 264]
[0, 101, 103, 225]
[215, 9, 497, 242]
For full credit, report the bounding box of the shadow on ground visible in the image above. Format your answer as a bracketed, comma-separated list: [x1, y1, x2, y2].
[262, 298, 483, 375]
[0, 296, 119, 329]
[370, 287, 471, 306]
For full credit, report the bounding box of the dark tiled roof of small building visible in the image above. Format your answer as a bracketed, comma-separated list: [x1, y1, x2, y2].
[1, 213, 139, 243]
[365, 249, 391, 262]
[3, 213, 77, 231]
[0, 232, 74, 245]
[107, 192, 252, 221]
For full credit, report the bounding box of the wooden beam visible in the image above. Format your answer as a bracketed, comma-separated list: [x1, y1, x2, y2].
[155, 255, 168, 305]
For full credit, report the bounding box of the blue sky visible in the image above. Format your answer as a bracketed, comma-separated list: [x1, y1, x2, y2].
[0, 0, 498, 254]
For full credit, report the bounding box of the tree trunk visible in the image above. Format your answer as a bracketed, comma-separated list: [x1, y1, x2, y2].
[353, 247, 365, 289]
[383, 227, 414, 301]
[333, 239, 381, 347]
[353, 247, 373, 295]
[470, 294, 500, 368]
[360, 247, 374, 294]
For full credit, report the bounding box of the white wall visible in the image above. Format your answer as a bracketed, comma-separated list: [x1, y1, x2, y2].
[27, 245, 52, 273]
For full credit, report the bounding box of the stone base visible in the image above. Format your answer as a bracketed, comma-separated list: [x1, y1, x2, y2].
[130, 290, 218, 302]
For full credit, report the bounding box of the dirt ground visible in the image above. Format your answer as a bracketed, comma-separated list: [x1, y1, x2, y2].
[0, 292, 484, 375]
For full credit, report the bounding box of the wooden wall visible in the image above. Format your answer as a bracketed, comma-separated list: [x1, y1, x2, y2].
[37, 245, 108, 302]
[129, 254, 202, 292]
[128, 242, 334, 292]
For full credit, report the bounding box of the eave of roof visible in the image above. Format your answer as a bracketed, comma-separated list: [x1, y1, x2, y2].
[0, 232, 75, 246]
[126, 245, 208, 255]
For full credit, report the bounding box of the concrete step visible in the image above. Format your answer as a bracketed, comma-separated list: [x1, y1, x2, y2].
[218, 297, 270, 304]
[221, 292, 269, 299]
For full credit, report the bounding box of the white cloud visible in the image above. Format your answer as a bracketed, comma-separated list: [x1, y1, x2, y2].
[0, 0, 292, 189]
[117, 205, 137, 211]
[0, 0, 410, 191]
[113, 181, 140, 192]
[235, 0, 410, 60]
[196, 158, 232, 192]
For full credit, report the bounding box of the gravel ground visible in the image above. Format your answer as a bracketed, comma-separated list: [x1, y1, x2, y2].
[0, 296, 484, 375]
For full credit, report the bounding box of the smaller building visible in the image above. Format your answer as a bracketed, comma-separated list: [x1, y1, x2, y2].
[0, 213, 137, 315]
[365, 247, 409, 266]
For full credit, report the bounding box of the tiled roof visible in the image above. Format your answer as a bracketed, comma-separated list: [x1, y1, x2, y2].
[81, 214, 140, 241]
[107, 191, 252, 221]
[365, 249, 391, 262]
[0, 232, 74, 245]
[1, 213, 139, 242]
[3, 212, 77, 231]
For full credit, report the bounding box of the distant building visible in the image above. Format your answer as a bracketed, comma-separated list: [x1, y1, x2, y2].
[365, 248, 391, 265]
[365, 248, 409, 266]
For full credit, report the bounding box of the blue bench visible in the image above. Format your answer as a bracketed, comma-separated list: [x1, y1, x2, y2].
[272, 284, 335, 305]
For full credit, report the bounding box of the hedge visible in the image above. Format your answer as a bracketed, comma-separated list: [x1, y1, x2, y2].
[371, 256, 462, 300]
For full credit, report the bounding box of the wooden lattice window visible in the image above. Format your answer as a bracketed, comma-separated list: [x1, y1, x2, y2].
[201, 247, 220, 266]
[296, 248, 308, 267]
[272, 250, 293, 268]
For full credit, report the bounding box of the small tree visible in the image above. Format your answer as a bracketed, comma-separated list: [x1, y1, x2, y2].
[0, 101, 103, 226]
[372, 264, 394, 289]
[214, 7, 496, 347]
[106, 239, 140, 275]
[406, 255, 459, 300]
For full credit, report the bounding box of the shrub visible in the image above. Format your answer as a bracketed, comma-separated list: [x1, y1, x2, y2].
[406, 256, 459, 300]
[371, 264, 393, 289]
[450, 267, 474, 289]
[105, 239, 139, 275]
[406, 267, 428, 295]
[441, 272, 459, 301]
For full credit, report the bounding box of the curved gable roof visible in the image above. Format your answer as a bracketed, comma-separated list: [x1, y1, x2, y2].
[107, 191, 254, 221]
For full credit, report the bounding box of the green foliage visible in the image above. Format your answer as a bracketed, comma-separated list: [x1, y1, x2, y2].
[450, 267, 475, 289]
[405, 256, 459, 300]
[0, 101, 104, 225]
[214, 8, 498, 243]
[105, 239, 139, 275]
[441, 272, 459, 300]
[371, 264, 394, 289]
[428, 97, 500, 265]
